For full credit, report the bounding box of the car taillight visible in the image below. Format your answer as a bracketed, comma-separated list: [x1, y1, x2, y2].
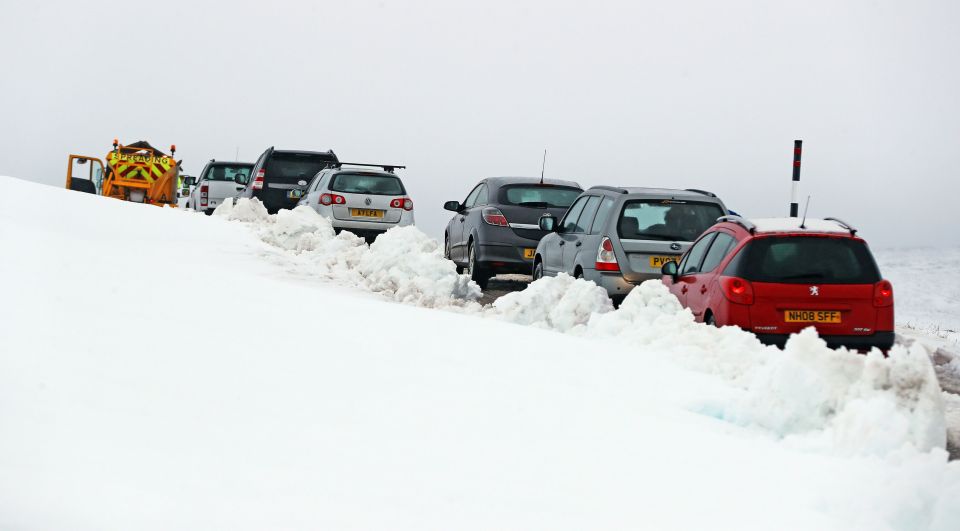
[595, 237, 620, 271]
[389, 198, 414, 211]
[200, 184, 208, 206]
[252, 169, 265, 190]
[719, 276, 754, 305]
[874, 280, 894, 307]
[320, 193, 345, 206]
[482, 207, 508, 226]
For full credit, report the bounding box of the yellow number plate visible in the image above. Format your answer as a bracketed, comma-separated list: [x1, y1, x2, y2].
[649, 255, 680, 267]
[784, 310, 842, 323]
[523, 248, 536, 259]
[350, 208, 384, 218]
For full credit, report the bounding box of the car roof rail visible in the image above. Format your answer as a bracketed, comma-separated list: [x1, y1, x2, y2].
[824, 217, 858, 235]
[333, 162, 406, 173]
[589, 185, 628, 194]
[685, 188, 716, 197]
[716, 215, 756, 234]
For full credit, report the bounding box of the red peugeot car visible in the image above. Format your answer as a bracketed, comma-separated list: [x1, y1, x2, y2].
[661, 216, 894, 351]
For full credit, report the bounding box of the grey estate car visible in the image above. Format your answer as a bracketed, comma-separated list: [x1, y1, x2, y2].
[534, 186, 728, 302]
[444, 177, 583, 289]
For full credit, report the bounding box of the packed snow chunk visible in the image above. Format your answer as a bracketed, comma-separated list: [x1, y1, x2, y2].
[213, 196, 270, 222]
[732, 328, 947, 455]
[258, 206, 337, 252]
[491, 273, 613, 332]
[357, 225, 481, 307]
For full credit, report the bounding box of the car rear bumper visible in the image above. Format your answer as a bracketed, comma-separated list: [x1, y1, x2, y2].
[477, 242, 538, 274]
[583, 270, 660, 298]
[754, 331, 895, 351]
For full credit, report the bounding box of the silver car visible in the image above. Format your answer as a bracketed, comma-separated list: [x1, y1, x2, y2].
[298, 163, 414, 242]
[533, 186, 728, 302]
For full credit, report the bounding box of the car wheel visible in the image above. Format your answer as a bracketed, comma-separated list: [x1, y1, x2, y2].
[574, 268, 583, 279]
[706, 313, 717, 327]
[466, 242, 489, 289]
[533, 260, 544, 280]
[445, 236, 463, 274]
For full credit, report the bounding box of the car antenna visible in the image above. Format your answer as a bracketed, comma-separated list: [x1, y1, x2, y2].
[539, 149, 547, 184]
[235, 146, 239, 162]
[800, 195, 811, 229]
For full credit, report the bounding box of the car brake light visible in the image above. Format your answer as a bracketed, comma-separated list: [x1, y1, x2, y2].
[320, 193, 345, 206]
[252, 169, 265, 190]
[482, 207, 508, 226]
[389, 197, 414, 211]
[720, 276, 754, 305]
[595, 237, 620, 271]
[874, 280, 894, 307]
[200, 184, 208, 207]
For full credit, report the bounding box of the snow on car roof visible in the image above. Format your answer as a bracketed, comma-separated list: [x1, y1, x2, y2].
[748, 217, 853, 234]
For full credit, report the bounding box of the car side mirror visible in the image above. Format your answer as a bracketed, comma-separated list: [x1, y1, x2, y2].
[538, 214, 557, 232]
[184, 177, 196, 187]
[444, 200, 462, 212]
[661, 260, 679, 280]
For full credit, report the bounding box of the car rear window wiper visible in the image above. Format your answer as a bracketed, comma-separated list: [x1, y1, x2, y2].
[517, 201, 549, 208]
[779, 273, 826, 280]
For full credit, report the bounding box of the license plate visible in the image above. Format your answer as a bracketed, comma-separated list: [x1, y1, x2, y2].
[784, 310, 842, 323]
[350, 208, 384, 218]
[523, 248, 536, 259]
[287, 189, 304, 199]
[649, 255, 680, 267]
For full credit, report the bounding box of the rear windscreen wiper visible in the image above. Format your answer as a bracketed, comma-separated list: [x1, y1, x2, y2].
[517, 201, 549, 208]
[780, 273, 826, 280]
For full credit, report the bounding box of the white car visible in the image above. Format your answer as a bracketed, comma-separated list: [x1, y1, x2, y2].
[185, 160, 253, 214]
[298, 163, 414, 242]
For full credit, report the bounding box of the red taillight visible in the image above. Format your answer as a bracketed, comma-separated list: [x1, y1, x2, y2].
[482, 207, 508, 226]
[389, 197, 414, 211]
[595, 237, 620, 272]
[320, 193, 345, 206]
[200, 184, 208, 206]
[252, 169, 265, 190]
[874, 280, 894, 307]
[720, 276, 754, 305]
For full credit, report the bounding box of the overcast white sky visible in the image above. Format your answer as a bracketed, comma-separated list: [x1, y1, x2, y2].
[1, 0, 957, 246]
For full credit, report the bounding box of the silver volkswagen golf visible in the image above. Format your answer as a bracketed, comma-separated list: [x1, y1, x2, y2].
[298, 163, 414, 243]
[534, 186, 728, 302]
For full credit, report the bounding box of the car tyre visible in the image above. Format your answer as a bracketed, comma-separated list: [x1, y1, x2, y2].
[466, 242, 489, 289]
[706, 313, 717, 327]
[533, 260, 544, 280]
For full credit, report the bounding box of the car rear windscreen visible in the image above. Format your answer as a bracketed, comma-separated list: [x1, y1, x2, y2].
[266, 153, 336, 181]
[730, 236, 881, 284]
[329, 173, 405, 195]
[618, 200, 725, 242]
[204, 164, 252, 182]
[501, 186, 582, 208]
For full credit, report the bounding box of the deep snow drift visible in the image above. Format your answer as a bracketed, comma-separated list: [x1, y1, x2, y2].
[2, 178, 960, 530]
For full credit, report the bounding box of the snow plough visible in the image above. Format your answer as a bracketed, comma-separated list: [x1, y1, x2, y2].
[65, 139, 180, 206]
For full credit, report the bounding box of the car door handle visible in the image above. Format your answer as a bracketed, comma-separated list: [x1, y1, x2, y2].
[700, 285, 708, 294]
[681, 285, 688, 294]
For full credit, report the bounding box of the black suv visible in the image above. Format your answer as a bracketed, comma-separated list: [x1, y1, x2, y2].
[443, 177, 582, 288]
[237, 147, 339, 213]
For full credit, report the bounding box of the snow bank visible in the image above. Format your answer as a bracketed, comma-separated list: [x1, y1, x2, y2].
[215, 202, 480, 307]
[494, 278, 948, 456]
[358, 226, 481, 307]
[489, 273, 613, 332]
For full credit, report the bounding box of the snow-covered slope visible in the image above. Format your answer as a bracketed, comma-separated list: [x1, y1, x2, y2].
[1, 177, 959, 530]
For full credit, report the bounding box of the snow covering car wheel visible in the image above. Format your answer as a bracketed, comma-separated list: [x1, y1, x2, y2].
[445, 236, 463, 274]
[533, 260, 544, 280]
[466, 243, 489, 289]
[706, 313, 717, 327]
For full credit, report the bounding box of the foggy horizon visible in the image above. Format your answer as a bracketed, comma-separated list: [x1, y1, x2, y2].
[1, 0, 957, 247]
